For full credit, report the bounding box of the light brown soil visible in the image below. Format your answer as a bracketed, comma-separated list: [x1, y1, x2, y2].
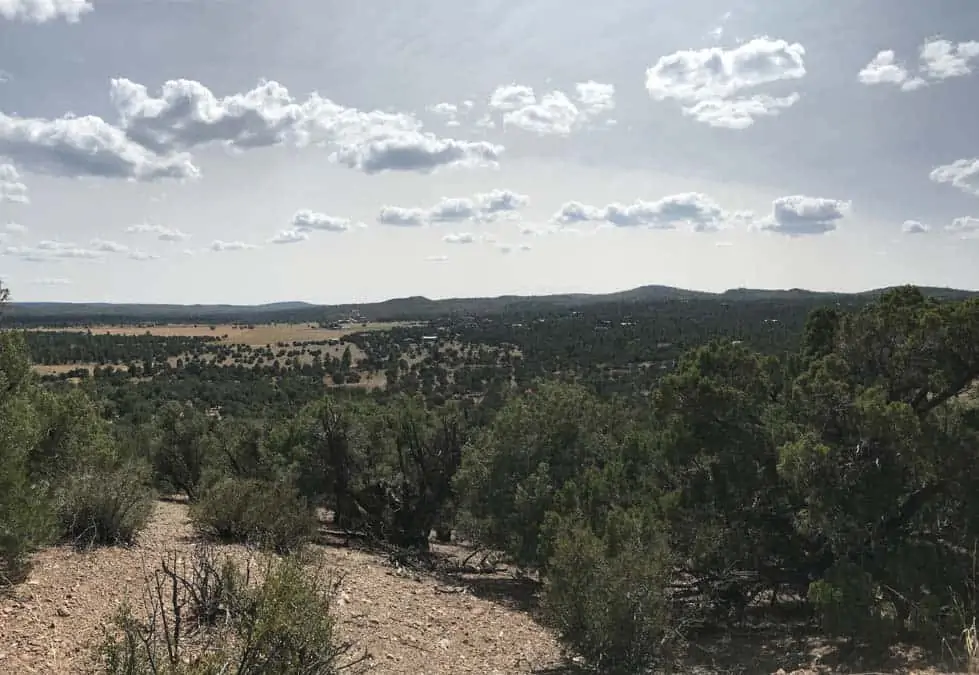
[0, 501, 564, 674]
[0, 501, 969, 674]
[25, 322, 410, 346]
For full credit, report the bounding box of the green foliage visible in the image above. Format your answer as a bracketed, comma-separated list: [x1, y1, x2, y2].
[97, 551, 358, 675]
[455, 381, 637, 568]
[190, 477, 316, 553]
[543, 508, 672, 674]
[55, 463, 154, 547]
[0, 330, 56, 584]
[150, 402, 215, 500]
[282, 394, 465, 549]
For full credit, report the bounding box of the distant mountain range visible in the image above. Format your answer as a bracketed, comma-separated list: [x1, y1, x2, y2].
[5, 284, 977, 325]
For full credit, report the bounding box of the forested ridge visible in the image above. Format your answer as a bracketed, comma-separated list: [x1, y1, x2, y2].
[3, 280, 979, 673]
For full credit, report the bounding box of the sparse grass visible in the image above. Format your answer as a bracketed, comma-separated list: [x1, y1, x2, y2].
[26, 321, 410, 346]
[963, 617, 978, 673]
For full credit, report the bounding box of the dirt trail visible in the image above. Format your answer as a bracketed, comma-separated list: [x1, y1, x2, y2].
[0, 500, 564, 674]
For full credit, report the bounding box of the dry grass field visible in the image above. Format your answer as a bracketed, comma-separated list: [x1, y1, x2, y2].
[28, 321, 411, 347]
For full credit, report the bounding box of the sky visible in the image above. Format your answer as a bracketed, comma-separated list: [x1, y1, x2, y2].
[1, 0, 979, 304]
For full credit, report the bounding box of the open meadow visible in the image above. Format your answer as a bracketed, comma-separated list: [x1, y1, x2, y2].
[26, 321, 413, 346]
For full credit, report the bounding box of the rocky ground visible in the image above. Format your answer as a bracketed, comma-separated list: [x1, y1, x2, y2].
[0, 500, 970, 674]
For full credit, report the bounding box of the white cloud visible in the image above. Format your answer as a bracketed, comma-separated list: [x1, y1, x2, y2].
[4, 222, 27, 234]
[919, 38, 979, 80]
[489, 85, 536, 111]
[127, 250, 160, 261]
[552, 192, 733, 231]
[425, 254, 449, 262]
[291, 209, 358, 232]
[858, 39, 979, 91]
[0, 163, 29, 203]
[126, 223, 191, 241]
[111, 77, 501, 174]
[269, 229, 310, 245]
[377, 206, 428, 227]
[503, 91, 580, 135]
[31, 277, 72, 285]
[857, 51, 927, 91]
[946, 216, 979, 237]
[0, 0, 92, 23]
[443, 232, 477, 244]
[574, 81, 616, 117]
[902, 219, 930, 234]
[682, 93, 801, 129]
[488, 82, 615, 135]
[645, 37, 806, 128]
[756, 195, 850, 236]
[0, 112, 199, 181]
[2, 239, 104, 262]
[378, 189, 529, 226]
[930, 158, 979, 196]
[209, 240, 258, 252]
[90, 238, 129, 252]
[331, 133, 502, 173]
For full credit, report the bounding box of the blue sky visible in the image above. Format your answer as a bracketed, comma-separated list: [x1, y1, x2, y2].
[1, 0, 978, 303]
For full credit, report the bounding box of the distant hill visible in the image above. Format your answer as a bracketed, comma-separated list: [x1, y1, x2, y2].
[4, 284, 977, 326]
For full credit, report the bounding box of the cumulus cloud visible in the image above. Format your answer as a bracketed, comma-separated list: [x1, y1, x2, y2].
[902, 220, 930, 234]
[0, 163, 29, 203]
[31, 277, 72, 285]
[378, 189, 528, 226]
[377, 206, 428, 227]
[574, 81, 616, 117]
[209, 240, 257, 252]
[857, 51, 927, 91]
[90, 238, 128, 252]
[552, 192, 734, 231]
[269, 229, 310, 245]
[920, 39, 979, 80]
[126, 223, 191, 241]
[331, 133, 502, 174]
[487, 82, 615, 135]
[2, 239, 104, 262]
[291, 209, 359, 232]
[756, 195, 850, 236]
[0, 0, 92, 23]
[111, 78, 501, 174]
[0, 112, 199, 181]
[930, 158, 979, 196]
[858, 39, 979, 91]
[645, 37, 806, 128]
[682, 93, 801, 129]
[5, 222, 27, 234]
[425, 254, 449, 262]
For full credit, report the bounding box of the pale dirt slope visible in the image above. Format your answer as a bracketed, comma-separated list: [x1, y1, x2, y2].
[0, 500, 563, 674]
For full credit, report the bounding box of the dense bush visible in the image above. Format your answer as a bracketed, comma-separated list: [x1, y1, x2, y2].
[0, 329, 55, 584]
[542, 509, 672, 674]
[55, 463, 154, 547]
[190, 477, 316, 553]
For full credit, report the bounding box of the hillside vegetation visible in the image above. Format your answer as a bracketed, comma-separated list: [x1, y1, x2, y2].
[3, 280, 979, 673]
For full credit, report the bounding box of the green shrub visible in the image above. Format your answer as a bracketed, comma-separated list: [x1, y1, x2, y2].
[542, 510, 672, 674]
[56, 464, 154, 548]
[191, 477, 316, 553]
[97, 552, 360, 674]
[0, 363, 55, 586]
